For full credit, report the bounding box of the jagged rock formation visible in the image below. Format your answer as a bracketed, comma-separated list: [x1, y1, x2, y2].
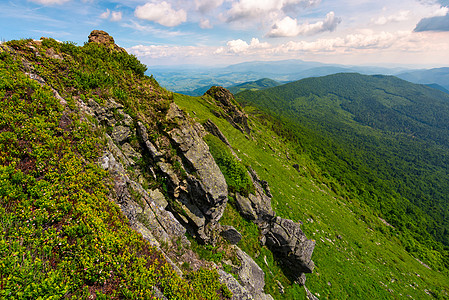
[88, 29, 125, 52]
[204, 86, 251, 135]
[4, 30, 315, 298]
[204, 87, 316, 285]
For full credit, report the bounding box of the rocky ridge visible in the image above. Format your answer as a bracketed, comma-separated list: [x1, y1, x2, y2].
[6, 30, 315, 299]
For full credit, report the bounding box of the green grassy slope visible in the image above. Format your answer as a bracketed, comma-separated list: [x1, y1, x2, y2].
[0, 38, 229, 299]
[234, 73, 449, 267]
[174, 92, 449, 299]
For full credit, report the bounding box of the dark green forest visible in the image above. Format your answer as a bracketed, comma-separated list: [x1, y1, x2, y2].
[236, 73, 449, 270]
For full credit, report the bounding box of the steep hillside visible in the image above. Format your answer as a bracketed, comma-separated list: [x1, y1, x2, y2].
[175, 89, 449, 299]
[2, 32, 449, 300]
[236, 73, 449, 269]
[0, 31, 321, 300]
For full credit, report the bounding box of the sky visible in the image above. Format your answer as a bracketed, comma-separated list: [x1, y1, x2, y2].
[1, 0, 449, 68]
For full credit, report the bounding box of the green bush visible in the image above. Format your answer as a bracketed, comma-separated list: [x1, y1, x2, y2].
[204, 134, 254, 196]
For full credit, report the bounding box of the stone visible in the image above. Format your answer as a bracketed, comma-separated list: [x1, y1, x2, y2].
[137, 121, 163, 160]
[166, 103, 228, 221]
[203, 119, 231, 146]
[264, 216, 315, 283]
[235, 193, 258, 220]
[149, 189, 168, 209]
[235, 247, 265, 296]
[112, 125, 131, 144]
[218, 269, 254, 300]
[121, 143, 141, 164]
[220, 225, 242, 244]
[88, 30, 125, 52]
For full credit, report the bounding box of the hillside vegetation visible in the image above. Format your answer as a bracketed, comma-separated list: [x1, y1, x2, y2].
[2, 32, 449, 300]
[235, 73, 449, 270]
[0, 35, 231, 299]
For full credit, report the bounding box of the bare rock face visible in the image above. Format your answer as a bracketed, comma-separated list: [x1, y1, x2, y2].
[166, 103, 228, 221]
[204, 86, 251, 135]
[88, 30, 125, 52]
[264, 217, 315, 280]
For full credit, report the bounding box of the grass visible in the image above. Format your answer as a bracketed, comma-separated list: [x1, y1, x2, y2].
[174, 92, 449, 299]
[0, 38, 231, 299]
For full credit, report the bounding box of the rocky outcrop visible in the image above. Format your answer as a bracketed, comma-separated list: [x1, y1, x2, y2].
[235, 167, 275, 222]
[204, 86, 251, 135]
[234, 166, 315, 284]
[88, 30, 125, 52]
[161, 103, 228, 242]
[220, 225, 242, 245]
[263, 217, 315, 279]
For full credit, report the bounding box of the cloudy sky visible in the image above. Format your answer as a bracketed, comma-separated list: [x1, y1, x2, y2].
[1, 0, 449, 67]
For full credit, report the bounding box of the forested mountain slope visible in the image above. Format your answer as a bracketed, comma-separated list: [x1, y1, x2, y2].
[2, 31, 449, 300]
[236, 73, 449, 268]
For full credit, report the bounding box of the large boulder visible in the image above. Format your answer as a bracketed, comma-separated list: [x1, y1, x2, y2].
[88, 30, 125, 52]
[263, 217, 315, 282]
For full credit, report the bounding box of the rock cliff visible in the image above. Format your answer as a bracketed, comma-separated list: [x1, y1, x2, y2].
[1, 30, 315, 299]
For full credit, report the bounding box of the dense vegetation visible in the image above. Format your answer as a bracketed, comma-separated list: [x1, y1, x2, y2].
[174, 90, 449, 299]
[0, 38, 229, 299]
[236, 73, 449, 270]
[227, 78, 281, 95]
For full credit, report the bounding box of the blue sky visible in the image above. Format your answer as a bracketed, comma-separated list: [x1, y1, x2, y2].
[1, 0, 449, 67]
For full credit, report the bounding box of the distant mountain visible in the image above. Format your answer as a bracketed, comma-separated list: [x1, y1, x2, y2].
[227, 78, 281, 94]
[148, 59, 411, 94]
[397, 67, 449, 90]
[236, 73, 449, 250]
[425, 83, 449, 94]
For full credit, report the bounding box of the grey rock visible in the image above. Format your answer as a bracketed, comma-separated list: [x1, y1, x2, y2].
[112, 125, 131, 144]
[235, 193, 258, 220]
[264, 216, 315, 282]
[305, 286, 320, 300]
[166, 103, 228, 221]
[149, 189, 168, 209]
[121, 143, 141, 164]
[204, 87, 251, 135]
[218, 269, 254, 300]
[203, 119, 231, 146]
[236, 247, 265, 296]
[220, 225, 242, 244]
[137, 121, 163, 160]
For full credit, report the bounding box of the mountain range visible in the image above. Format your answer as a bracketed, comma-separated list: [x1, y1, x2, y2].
[1, 31, 449, 299]
[150, 60, 449, 96]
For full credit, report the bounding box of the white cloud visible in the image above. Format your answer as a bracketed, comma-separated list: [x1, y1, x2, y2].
[372, 10, 410, 25]
[225, 38, 271, 53]
[100, 9, 110, 19]
[30, 0, 69, 4]
[127, 44, 212, 59]
[200, 19, 213, 29]
[429, 5, 449, 17]
[268, 12, 341, 37]
[195, 0, 224, 13]
[227, 0, 320, 22]
[111, 11, 122, 22]
[135, 2, 187, 27]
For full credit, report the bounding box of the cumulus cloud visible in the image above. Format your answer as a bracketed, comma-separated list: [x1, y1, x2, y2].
[100, 9, 110, 19]
[30, 0, 69, 4]
[227, 0, 320, 22]
[372, 10, 410, 25]
[195, 0, 224, 13]
[268, 12, 341, 37]
[111, 11, 122, 22]
[216, 38, 271, 54]
[135, 2, 187, 27]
